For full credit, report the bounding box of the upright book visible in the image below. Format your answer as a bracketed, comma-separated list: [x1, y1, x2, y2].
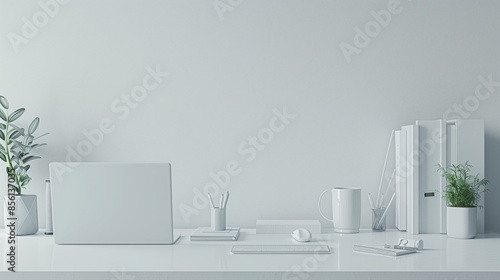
[452, 119, 485, 233]
[395, 130, 407, 231]
[416, 120, 446, 234]
[402, 125, 419, 235]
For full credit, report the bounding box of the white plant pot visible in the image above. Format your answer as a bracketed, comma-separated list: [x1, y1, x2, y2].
[447, 206, 477, 239]
[3, 195, 39, 236]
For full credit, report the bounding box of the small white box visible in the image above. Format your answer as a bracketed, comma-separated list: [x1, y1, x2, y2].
[256, 220, 322, 234]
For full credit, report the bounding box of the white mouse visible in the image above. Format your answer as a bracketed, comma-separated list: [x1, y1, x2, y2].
[291, 228, 312, 242]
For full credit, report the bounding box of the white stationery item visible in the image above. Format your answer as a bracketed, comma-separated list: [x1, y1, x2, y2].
[402, 125, 419, 235]
[231, 245, 330, 254]
[45, 180, 53, 235]
[49, 162, 178, 245]
[375, 130, 394, 209]
[371, 208, 386, 231]
[190, 227, 240, 241]
[416, 120, 446, 234]
[318, 187, 361, 233]
[395, 130, 407, 231]
[450, 119, 485, 233]
[397, 238, 424, 250]
[211, 207, 226, 231]
[291, 228, 312, 242]
[207, 193, 215, 208]
[375, 192, 396, 230]
[256, 220, 321, 234]
[353, 245, 416, 256]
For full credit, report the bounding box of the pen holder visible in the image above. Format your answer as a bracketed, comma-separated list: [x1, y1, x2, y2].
[372, 208, 386, 231]
[211, 207, 226, 231]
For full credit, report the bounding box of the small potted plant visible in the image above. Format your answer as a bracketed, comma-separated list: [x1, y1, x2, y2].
[438, 162, 489, 239]
[1, 95, 48, 235]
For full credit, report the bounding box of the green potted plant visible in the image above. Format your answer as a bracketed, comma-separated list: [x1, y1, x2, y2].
[1, 95, 48, 235]
[438, 162, 489, 239]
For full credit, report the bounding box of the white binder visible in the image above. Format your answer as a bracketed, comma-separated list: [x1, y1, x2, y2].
[452, 119, 485, 233]
[395, 130, 407, 231]
[402, 125, 419, 235]
[416, 120, 446, 234]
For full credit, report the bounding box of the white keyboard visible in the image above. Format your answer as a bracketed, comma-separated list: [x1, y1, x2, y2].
[231, 245, 331, 254]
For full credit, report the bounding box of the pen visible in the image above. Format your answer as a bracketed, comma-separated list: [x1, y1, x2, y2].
[378, 194, 384, 209]
[368, 193, 374, 209]
[207, 193, 215, 208]
[376, 192, 396, 228]
[222, 192, 229, 208]
[219, 193, 224, 208]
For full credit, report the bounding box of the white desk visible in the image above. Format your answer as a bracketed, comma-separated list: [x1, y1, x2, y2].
[1, 229, 500, 280]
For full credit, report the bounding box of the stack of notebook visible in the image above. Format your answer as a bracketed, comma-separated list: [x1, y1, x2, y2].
[353, 245, 416, 256]
[190, 227, 240, 241]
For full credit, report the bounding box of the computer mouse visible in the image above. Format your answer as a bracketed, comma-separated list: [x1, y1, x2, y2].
[291, 228, 312, 242]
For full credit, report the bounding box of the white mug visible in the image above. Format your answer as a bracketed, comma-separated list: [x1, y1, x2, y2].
[318, 187, 361, 233]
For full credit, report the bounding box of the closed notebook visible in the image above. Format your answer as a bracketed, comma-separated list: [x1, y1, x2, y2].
[190, 227, 240, 241]
[353, 245, 416, 256]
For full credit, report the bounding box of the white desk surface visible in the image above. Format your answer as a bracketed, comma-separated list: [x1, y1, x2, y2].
[1, 228, 500, 280]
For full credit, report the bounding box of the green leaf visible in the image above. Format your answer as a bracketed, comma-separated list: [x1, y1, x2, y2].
[9, 130, 22, 139]
[34, 132, 49, 140]
[30, 143, 47, 149]
[15, 166, 27, 177]
[0, 152, 6, 162]
[22, 135, 34, 146]
[11, 139, 27, 150]
[8, 108, 25, 122]
[0, 96, 9, 109]
[13, 157, 22, 166]
[22, 155, 41, 164]
[0, 123, 6, 129]
[21, 177, 32, 187]
[28, 117, 40, 134]
[0, 110, 7, 122]
[9, 126, 25, 137]
[0, 130, 4, 141]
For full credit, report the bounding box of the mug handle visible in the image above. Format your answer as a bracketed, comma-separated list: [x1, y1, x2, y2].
[318, 189, 334, 222]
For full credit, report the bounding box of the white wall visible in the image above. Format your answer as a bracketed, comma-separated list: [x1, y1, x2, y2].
[1, 0, 499, 232]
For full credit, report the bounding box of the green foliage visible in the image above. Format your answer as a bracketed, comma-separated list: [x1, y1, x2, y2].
[437, 162, 489, 208]
[0, 95, 48, 195]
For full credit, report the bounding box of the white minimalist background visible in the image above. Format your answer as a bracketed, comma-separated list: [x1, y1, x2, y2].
[0, 0, 499, 232]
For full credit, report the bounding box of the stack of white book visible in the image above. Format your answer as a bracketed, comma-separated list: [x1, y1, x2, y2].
[190, 227, 240, 241]
[394, 119, 484, 234]
[353, 245, 416, 257]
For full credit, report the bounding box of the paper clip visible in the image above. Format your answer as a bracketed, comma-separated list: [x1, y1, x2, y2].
[383, 239, 418, 252]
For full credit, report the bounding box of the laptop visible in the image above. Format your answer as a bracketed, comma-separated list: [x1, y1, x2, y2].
[49, 162, 179, 245]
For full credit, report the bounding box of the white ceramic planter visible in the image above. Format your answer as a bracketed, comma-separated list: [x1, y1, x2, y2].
[447, 206, 477, 239]
[3, 194, 39, 236]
